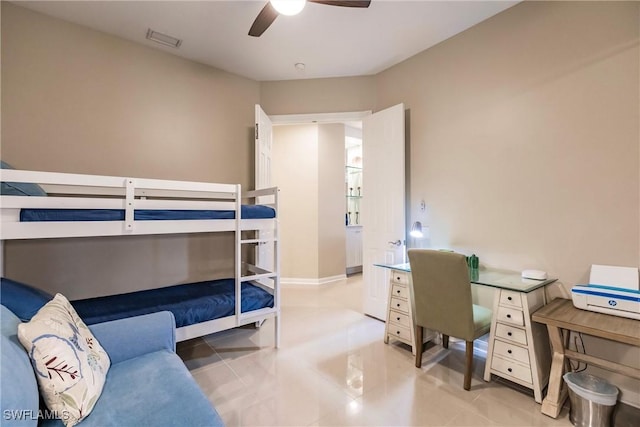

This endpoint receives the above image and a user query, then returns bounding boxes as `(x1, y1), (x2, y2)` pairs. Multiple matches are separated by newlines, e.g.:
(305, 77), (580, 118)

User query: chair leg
(464, 340), (474, 390)
(442, 334), (449, 349)
(414, 325), (423, 368)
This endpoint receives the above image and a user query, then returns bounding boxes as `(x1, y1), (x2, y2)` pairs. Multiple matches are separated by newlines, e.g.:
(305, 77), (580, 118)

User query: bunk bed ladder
(234, 184), (242, 335)
(238, 187), (280, 348)
(274, 186), (280, 348)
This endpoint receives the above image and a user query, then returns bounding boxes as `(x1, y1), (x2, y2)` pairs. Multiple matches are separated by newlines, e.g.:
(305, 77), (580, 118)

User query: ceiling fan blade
(248, 2), (279, 37)
(308, 0), (371, 7)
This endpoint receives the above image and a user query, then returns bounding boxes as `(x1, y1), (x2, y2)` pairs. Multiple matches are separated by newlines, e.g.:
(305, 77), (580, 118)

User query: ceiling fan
(249, 0), (371, 37)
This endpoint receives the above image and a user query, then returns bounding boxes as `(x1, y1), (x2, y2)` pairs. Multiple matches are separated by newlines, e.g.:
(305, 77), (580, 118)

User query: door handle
(388, 240), (402, 246)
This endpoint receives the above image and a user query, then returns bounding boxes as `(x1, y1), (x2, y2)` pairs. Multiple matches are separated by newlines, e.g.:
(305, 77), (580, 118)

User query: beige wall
(374, 0), (639, 405)
(1, 3), (258, 184)
(260, 76), (376, 115)
(1, 3), (259, 296)
(272, 125), (319, 279)
(317, 124), (346, 278)
(376, 0), (639, 293)
(5, 233), (235, 300)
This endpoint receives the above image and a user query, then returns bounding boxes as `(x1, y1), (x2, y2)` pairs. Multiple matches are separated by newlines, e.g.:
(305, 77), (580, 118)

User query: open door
(255, 105), (274, 274)
(362, 103), (405, 320)
(255, 105), (273, 199)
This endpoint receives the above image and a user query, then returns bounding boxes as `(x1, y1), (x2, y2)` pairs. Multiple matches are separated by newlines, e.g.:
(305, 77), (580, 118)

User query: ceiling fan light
(270, 0), (306, 16)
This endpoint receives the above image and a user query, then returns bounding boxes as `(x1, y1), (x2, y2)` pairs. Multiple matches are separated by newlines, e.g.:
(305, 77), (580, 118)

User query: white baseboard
(281, 274), (347, 286)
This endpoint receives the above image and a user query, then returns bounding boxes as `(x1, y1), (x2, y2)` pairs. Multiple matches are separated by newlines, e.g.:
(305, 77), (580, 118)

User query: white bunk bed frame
(0, 169), (280, 345)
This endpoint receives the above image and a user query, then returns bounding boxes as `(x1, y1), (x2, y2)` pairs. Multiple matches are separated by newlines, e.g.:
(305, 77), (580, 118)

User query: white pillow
(17, 293), (110, 427)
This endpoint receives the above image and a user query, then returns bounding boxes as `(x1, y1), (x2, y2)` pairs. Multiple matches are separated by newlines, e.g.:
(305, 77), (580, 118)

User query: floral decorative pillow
(17, 293), (110, 427)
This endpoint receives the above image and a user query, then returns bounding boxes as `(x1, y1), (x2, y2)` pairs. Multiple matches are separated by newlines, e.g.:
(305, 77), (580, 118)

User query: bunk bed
(0, 168), (280, 345)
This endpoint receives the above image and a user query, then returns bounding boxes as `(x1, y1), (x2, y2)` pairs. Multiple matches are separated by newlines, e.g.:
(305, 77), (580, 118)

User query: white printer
(571, 264), (640, 320)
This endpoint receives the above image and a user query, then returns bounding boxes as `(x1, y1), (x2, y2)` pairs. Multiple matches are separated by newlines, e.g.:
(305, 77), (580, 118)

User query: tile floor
(177, 274), (576, 426)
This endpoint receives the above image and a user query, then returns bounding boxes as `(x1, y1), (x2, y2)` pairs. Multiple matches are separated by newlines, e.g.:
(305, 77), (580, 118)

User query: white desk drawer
(390, 297), (409, 313)
(392, 271), (410, 285)
(491, 355), (533, 384)
(493, 339), (530, 366)
(497, 306), (524, 326)
(391, 284), (409, 299)
(388, 324), (411, 341)
(389, 310), (411, 328)
(499, 290), (522, 308)
(495, 323), (528, 346)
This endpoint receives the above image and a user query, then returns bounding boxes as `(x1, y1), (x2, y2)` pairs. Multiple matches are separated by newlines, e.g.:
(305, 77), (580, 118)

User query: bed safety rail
(0, 169), (260, 240)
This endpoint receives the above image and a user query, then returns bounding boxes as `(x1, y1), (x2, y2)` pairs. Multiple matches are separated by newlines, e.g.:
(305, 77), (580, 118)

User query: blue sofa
(1, 303), (224, 426)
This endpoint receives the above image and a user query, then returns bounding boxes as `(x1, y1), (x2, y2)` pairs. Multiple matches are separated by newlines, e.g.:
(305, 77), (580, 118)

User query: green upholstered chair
(407, 249), (492, 390)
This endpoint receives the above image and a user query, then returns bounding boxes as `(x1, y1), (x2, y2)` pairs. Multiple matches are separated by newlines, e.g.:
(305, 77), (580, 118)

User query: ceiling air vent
(146, 29), (182, 48)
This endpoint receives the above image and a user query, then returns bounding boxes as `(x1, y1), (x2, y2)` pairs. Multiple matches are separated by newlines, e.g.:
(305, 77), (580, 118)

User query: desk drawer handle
(507, 332), (513, 337)
(507, 349), (512, 354)
(397, 290), (401, 294)
(506, 314), (512, 319)
(396, 317), (401, 321)
(396, 331), (401, 335)
(507, 296), (512, 301)
(397, 304), (401, 308)
(507, 368), (513, 373)
(396, 276), (401, 281)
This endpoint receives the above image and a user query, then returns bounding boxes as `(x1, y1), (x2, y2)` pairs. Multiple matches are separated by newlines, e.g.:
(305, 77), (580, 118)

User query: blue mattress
(19, 205), (275, 222)
(72, 278), (274, 328)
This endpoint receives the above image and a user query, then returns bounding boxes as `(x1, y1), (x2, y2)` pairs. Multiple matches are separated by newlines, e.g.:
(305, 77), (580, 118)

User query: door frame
(269, 111), (372, 126)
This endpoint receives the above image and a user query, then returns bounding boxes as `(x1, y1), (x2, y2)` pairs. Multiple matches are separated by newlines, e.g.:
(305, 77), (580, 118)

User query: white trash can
(563, 372), (619, 427)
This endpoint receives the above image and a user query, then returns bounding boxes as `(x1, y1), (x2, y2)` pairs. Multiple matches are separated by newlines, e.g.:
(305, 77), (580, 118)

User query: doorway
(259, 105), (406, 322)
(270, 118), (365, 285)
(345, 124), (363, 275)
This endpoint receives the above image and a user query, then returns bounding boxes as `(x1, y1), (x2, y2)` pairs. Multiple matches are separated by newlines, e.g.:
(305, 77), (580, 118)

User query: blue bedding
(1, 277), (274, 329)
(19, 204), (275, 222)
(72, 279), (274, 328)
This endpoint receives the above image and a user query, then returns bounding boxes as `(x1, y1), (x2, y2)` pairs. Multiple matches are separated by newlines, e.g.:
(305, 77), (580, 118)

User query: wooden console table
(532, 298), (640, 418)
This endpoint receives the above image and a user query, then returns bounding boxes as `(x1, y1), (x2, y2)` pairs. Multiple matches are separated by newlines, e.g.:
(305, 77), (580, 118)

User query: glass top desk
(375, 262), (557, 403)
(375, 262), (557, 293)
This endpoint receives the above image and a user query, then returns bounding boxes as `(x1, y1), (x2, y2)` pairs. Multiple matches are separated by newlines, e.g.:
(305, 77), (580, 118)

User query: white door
(255, 105), (273, 198)
(362, 103), (405, 320)
(255, 105), (274, 273)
